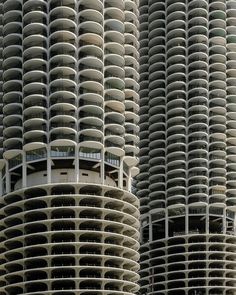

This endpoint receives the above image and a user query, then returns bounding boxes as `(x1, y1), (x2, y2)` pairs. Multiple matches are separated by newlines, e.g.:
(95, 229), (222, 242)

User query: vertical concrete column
(118, 157), (123, 189)
(47, 146), (51, 184)
(0, 170), (3, 196)
(22, 151), (27, 188)
(75, 145), (79, 183)
(101, 149), (105, 185)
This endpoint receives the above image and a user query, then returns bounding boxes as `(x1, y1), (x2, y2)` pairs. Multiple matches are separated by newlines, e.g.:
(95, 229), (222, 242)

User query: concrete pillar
(22, 152), (27, 188)
(47, 147), (51, 184)
(118, 157), (123, 189)
(5, 161), (10, 194)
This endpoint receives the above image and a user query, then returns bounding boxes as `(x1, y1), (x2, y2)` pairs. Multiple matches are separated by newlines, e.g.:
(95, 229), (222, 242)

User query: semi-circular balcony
(49, 66), (77, 84)
(49, 30), (77, 48)
(23, 0), (47, 14)
(50, 43), (76, 62)
(78, 32), (103, 53)
(125, 65), (139, 85)
(23, 115), (46, 135)
(125, 14), (138, 34)
(23, 91), (46, 111)
(49, 17), (77, 34)
(3, 3), (21, 20)
(78, 45), (103, 65)
(23, 34), (46, 51)
(3, 0), (21, 14)
(105, 126), (124, 145)
(79, 22), (103, 41)
(3, 116), (22, 140)
(105, 29), (125, 47)
(3, 137), (22, 152)
(149, 9), (164, 28)
(2, 45), (21, 62)
(50, 125), (77, 143)
(79, 95), (103, 115)
(80, 68), (103, 86)
(2, 103), (21, 123)
(49, 0), (76, 10)
(50, 112), (76, 130)
(3, 32), (22, 52)
(2, 79), (22, 100)
(3, 126), (22, 144)
(78, 54), (103, 74)
(78, 0), (103, 13)
(105, 68), (124, 84)
(124, 142), (139, 158)
(23, 84), (47, 110)
(23, 69), (46, 88)
(106, 10), (124, 28)
(106, 63), (124, 79)
(104, 132), (125, 156)
(24, 128), (47, 146)
(105, 79), (125, 102)
(210, 135), (226, 156)
(50, 81), (76, 103)
(105, 43), (124, 64)
(23, 48), (47, 71)
(124, 133), (138, 153)
(105, 53), (124, 73)
(125, 91), (139, 112)
(79, 119), (103, 137)
(0, 184), (139, 292)
(3, 22), (22, 41)
(3, 68), (22, 87)
(23, 107), (47, 130)
(3, 103), (22, 122)
(50, 92), (75, 109)
(79, 118), (103, 136)
(79, 9), (102, 28)
(23, 23), (47, 40)
(105, 108), (124, 125)
(23, 9), (47, 26)
(167, 150), (186, 168)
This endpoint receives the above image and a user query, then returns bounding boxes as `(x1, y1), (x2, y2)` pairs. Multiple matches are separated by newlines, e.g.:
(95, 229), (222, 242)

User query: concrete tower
(0, 0), (140, 294)
(138, 1), (236, 295)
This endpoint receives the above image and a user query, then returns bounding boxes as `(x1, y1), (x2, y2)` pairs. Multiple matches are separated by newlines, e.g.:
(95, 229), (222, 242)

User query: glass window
(26, 148), (47, 162)
(105, 152), (120, 167)
(51, 146), (75, 157)
(79, 147), (101, 160)
(9, 154), (22, 169)
(123, 162), (129, 175)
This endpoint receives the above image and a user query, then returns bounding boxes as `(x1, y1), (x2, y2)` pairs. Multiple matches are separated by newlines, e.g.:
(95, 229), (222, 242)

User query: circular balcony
(23, 22), (47, 41)
(23, 33), (47, 52)
(78, 44), (103, 64)
(50, 18), (76, 36)
(50, 42), (76, 61)
(50, 30), (77, 48)
(50, 81), (76, 105)
(23, 115), (46, 137)
(23, 7), (47, 25)
(3, 0), (21, 13)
